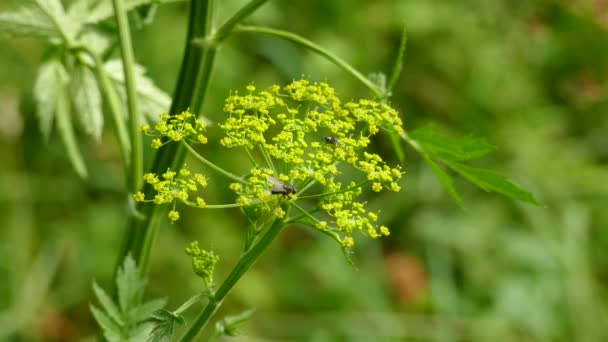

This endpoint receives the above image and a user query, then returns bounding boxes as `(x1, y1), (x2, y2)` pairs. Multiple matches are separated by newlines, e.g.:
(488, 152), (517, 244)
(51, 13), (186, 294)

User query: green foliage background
(1, 0), (607, 340)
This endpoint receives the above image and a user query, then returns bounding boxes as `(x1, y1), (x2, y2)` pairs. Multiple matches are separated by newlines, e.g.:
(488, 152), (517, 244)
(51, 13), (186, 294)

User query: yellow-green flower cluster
(185, 241), (219, 286)
(140, 110), (208, 149)
(219, 79), (404, 246)
(133, 166), (208, 222)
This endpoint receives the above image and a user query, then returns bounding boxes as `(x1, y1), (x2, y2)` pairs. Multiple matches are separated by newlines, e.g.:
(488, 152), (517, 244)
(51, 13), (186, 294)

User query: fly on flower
(267, 176), (297, 195)
(323, 136), (339, 144)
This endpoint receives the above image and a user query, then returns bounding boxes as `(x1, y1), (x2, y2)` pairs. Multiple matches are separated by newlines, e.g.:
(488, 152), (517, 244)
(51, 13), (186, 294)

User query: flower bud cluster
(140, 110), (208, 149)
(185, 241), (219, 285)
(133, 166), (208, 222)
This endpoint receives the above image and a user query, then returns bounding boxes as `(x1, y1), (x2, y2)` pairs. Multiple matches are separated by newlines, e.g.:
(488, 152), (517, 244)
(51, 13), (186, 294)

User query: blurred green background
(1, 0), (608, 340)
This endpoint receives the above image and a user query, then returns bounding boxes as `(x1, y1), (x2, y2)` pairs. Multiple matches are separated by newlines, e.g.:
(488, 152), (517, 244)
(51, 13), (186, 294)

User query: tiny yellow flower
(196, 197), (206, 208)
(342, 236), (355, 248)
(379, 226), (390, 236)
(372, 182), (383, 192)
(274, 207), (285, 218)
(133, 192), (145, 202)
(168, 210), (180, 222)
(151, 138), (163, 149)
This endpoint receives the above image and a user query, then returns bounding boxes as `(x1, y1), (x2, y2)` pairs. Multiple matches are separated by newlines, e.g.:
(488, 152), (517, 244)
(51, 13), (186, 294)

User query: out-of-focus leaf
(117, 255), (146, 314)
(90, 305), (123, 342)
(0, 0), (81, 41)
(410, 125), (496, 161)
(442, 160), (539, 205)
(72, 64), (104, 141)
(92, 282), (123, 326)
(0, 3), (59, 39)
(419, 150), (463, 206)
(91, 255), (165, 342)
(129, 298), (166, 323)
(54, 63), (88, 178)
(104, 59), (171, 122)
(216, 309), (256, 337)
(33, 60), (63, 140)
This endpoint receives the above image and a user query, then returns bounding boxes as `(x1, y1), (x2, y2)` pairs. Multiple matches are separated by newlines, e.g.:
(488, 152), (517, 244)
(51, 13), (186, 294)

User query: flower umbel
(133, 165), (209, 222)
(219, 79), (404, 248)
(141, 110), (208, 148)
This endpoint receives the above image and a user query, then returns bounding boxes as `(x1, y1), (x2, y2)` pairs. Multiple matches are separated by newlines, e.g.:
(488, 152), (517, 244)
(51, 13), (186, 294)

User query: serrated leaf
(410, 125), (496, 161)
(92, 282), (124, 326)
(54, 63), (88, 178)
(71, 64), (104, 140)
(0, 3), (59, 39)
(117, 255), (146, 315)
(90, 304), (124, 342)
(129, 298), (166, 323)
(442, 159), (539, 205)
(104, 59), (171, 122)
(33, 60), (62, 140)
(419, 151), (463, 206)
(148, 309), (184, 342)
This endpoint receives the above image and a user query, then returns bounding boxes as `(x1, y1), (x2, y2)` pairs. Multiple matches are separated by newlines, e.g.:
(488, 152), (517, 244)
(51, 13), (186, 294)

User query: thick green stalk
(117, 0), (215, 275)
(112, 0), (143, 192)
(233, 25), (385, 97)
(179, 217), (286, 342)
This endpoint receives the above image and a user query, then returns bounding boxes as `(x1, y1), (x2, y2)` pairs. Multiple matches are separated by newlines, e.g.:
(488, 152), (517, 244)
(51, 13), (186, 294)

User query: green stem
(117, 0), (215, 276)
(118, 0), (271, 281)
(297, 180), (369, 200)
(179, 216), (286, 342)
(213, 0), (270, 43)
(182, 141), (247, 184)
(112, 0), (143, 192)
(233, 25), (384, 97)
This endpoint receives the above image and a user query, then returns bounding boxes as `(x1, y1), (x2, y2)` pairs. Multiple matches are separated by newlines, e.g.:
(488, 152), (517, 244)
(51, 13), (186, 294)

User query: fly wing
(267, 175), (286, 193)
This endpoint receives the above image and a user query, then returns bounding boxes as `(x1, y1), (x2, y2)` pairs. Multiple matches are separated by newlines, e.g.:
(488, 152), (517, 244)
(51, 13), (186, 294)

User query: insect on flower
(267, 176), (297, 195)
(323, 136), (339, 144)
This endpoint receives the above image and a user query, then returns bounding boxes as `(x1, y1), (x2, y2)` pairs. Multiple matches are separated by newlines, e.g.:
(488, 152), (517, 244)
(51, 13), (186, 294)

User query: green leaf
(33, 60), (62, 141)
(91, 255), (166, 342)
(104, 59), (171, 123)
(410, 125), (496, 161)
(442, 160), (539, 205)
(148, 309), (185, 342)
(129, 298), (167, 323)
(0, 3), (59, 39)
(419, 150), (463, 206)
(92, 282), (124, 326)
(54, 62), (88, 178)
(71, 64), (104, 141)
(90, 304), (123, 342)
(117, 255), (146, 314)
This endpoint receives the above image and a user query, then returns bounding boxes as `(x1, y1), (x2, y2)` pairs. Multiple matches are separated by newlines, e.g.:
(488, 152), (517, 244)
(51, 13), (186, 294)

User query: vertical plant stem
(118, 0), (216, 276)
(112, 0), (143, 192)
(179, 217), (286, 342)
(116, 0), (272, 278)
